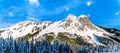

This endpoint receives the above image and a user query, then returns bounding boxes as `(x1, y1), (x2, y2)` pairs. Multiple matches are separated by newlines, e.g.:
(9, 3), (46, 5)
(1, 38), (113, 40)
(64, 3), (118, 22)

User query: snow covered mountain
(0, 14), (120, 48)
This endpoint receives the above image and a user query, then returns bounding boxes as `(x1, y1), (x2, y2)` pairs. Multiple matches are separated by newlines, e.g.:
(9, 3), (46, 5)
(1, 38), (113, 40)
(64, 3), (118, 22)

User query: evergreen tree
(52, 40), (59, 53)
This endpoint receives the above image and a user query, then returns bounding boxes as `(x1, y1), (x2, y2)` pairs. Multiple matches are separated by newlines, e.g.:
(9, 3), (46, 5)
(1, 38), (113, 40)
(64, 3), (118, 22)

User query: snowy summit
(0, 14), (119, 47)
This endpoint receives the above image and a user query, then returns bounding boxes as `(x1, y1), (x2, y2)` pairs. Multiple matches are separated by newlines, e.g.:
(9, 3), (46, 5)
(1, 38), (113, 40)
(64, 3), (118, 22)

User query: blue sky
(0, 0), (120, 29)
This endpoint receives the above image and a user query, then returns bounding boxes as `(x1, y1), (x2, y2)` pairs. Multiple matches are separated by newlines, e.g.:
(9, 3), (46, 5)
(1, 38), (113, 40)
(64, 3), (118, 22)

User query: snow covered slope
(0, 14), (119, 46)
(0, 21), (52, 39)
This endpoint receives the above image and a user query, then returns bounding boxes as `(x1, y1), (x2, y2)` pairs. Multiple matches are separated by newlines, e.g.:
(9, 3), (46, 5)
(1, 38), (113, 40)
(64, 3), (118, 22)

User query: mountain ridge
(0, 14), (120, 48)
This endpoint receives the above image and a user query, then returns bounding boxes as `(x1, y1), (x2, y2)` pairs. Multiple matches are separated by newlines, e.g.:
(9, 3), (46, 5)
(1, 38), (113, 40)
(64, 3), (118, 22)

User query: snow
(66, 14), (77, 20)
(0, 14), (111, 45)
(78, 15), (88, 18)
(35, 15), (110, 45)
(0, 21), (52, 39)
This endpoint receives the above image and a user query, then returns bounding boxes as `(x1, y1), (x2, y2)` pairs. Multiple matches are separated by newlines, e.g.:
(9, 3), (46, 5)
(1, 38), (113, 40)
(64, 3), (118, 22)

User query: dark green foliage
(22, 31), (39, 40)
(0, 37), (73, 53)
(57, 32), (87, 51)
(0, 37), (120, 53)
(0, 30), (4, 33)
(109, 36), (120, 43)
(94, 35), (116, 45)
(99, 26), (120, 36)
(43, 25), (46, 29)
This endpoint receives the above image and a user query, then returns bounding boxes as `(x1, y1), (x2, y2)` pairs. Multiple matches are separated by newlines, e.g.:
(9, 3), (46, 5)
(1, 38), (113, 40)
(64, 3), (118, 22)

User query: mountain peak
(78, 15), (89, 20)
(0, 14), (113, 46)
(79, 15), (88, 18)
(77, 15), (96, 29)
(65, 14), (77, 21)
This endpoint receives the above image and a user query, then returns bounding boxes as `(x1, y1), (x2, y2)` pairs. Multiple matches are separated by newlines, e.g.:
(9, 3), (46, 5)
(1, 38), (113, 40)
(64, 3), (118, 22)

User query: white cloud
(87, 14), (91, 17)
(8, 12), (14, 17)
(115, 11), (120, 15)
(26, 0), (92, 16)
(26, 17), (39, 21)
(102, 11), (120, 28)
(87, 1), (92, 6)
(65, 7), (69, 11)
(28, 0), (40, 6)
(35, 0), (84, 15)
(116, 0), (120, 5)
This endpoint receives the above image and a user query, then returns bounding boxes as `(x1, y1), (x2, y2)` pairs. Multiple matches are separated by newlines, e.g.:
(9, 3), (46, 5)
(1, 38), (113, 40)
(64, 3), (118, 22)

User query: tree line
(0, 37), (119, 53)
